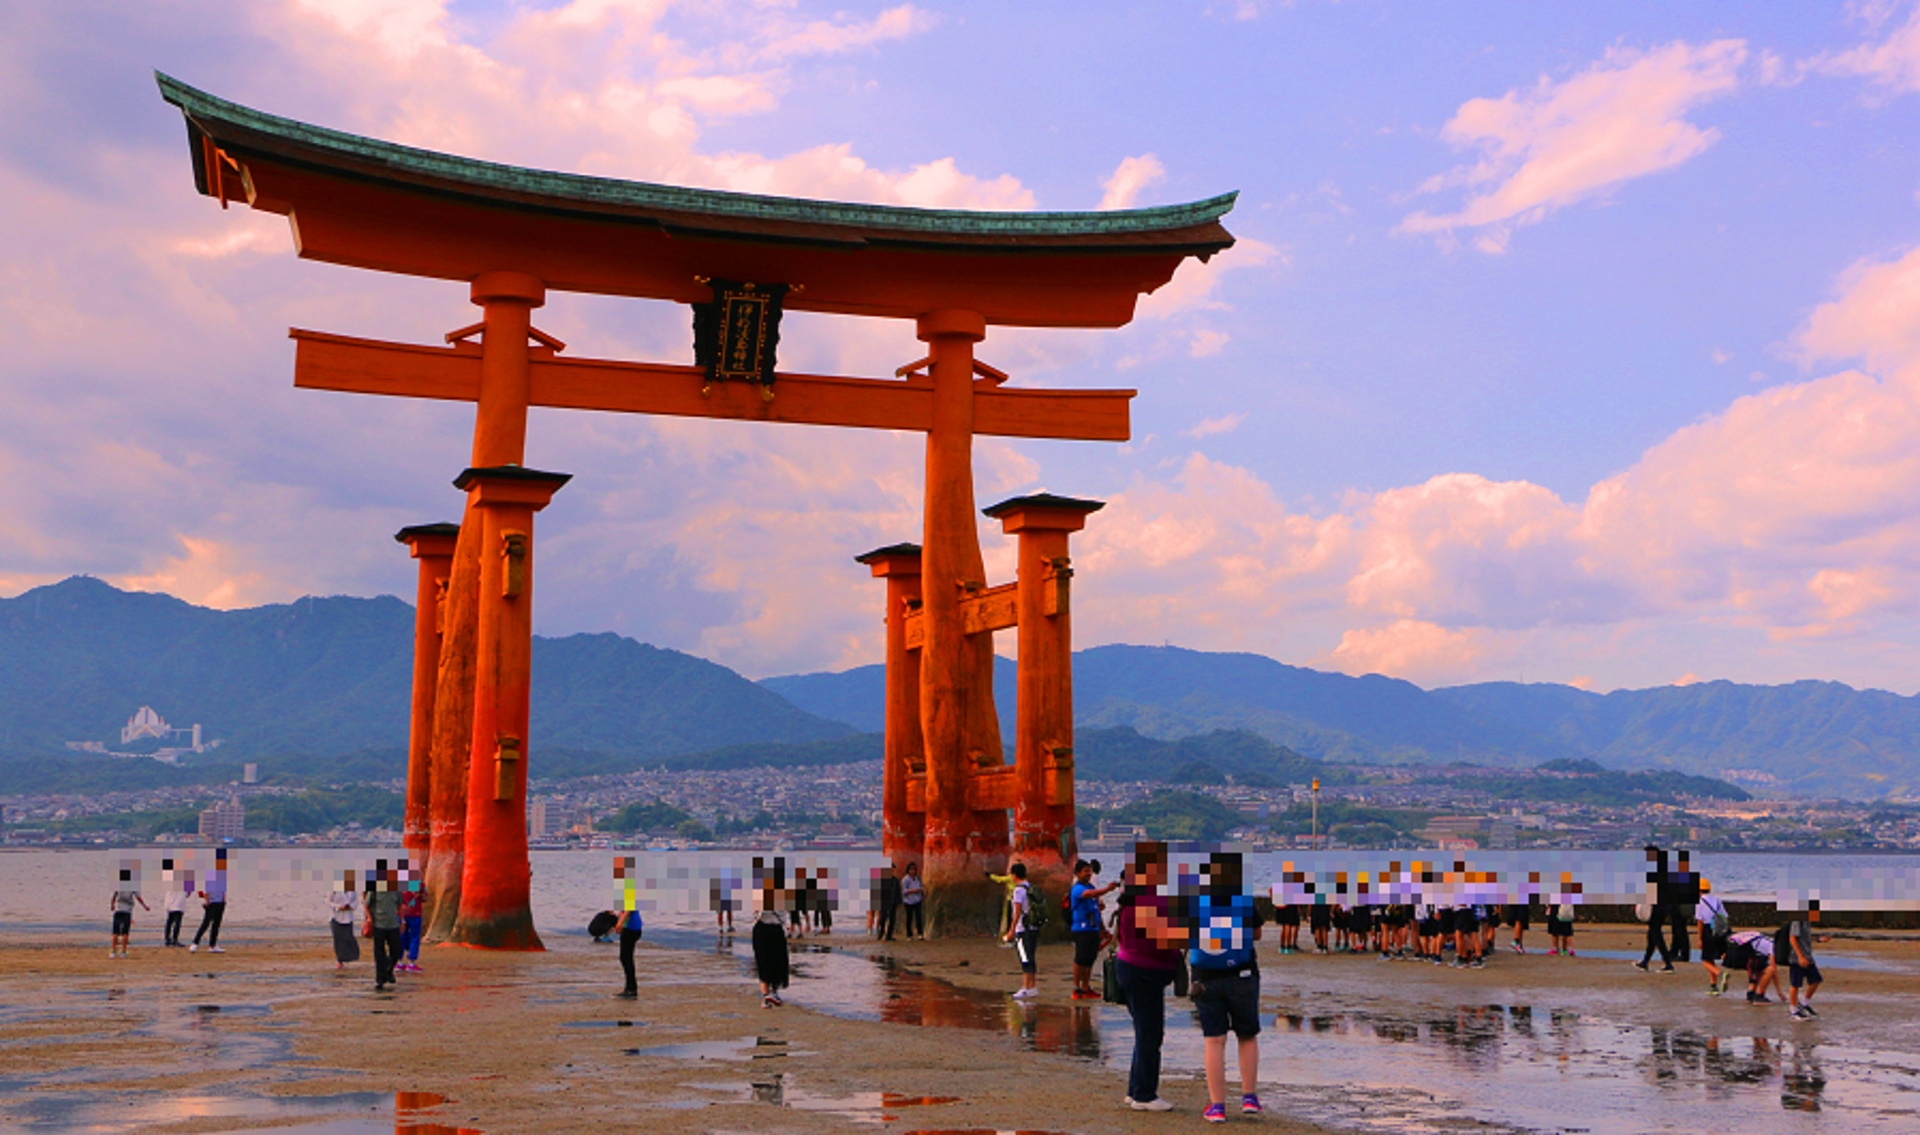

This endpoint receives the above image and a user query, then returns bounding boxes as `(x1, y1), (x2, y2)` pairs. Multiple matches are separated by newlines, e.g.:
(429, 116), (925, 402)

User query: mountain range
(2, 578), (1916, 798)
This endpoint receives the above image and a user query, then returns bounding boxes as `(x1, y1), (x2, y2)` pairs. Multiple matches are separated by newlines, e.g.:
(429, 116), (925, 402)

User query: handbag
(1102, 952), (1125, 1005)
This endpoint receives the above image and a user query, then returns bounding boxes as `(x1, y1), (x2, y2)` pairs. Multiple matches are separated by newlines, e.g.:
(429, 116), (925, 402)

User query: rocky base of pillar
(447, 910), (545, 951)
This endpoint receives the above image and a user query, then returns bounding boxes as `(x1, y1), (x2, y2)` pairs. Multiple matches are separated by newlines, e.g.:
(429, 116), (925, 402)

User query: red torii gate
(160, 73), (1235, 943)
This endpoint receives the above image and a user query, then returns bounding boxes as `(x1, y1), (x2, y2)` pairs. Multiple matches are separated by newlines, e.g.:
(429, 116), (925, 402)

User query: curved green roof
(156, 72), (1236, 243)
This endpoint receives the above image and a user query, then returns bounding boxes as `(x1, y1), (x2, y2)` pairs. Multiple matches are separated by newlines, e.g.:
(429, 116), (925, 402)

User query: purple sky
(9, 1), (1920, 693)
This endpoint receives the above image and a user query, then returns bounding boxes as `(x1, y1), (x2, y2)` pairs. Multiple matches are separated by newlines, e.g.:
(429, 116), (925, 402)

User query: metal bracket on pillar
(906, 773), (927, 813)
(493, 734), (521, 801)
(434, 578), (451, 635)
(1043, 556), (1072, 617)
(501, 531), (529, 598)
(1044, 745), (1075, 806)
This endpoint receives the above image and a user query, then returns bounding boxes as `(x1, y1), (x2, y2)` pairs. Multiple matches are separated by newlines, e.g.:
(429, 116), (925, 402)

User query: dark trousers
(373, 926), (402, 987)
(164, 911), (183, 945)
(878, 899), (899, 940)
(619, 928), (643, 994)
(1117, 960), (1175, 1104)
(903, 903), (924, 939)
(193, 902), (226, 947)
(1641, 909), (1673, 966)
(1668, 912), (1691, 963)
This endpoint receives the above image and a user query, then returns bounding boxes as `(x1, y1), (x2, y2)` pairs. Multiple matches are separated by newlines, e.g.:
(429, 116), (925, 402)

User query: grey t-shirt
(368, 888), (402, 930)
(113, 889), (140, 914)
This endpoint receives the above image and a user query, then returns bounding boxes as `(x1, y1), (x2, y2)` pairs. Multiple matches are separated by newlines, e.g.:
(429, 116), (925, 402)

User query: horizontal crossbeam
(291, 330), (1132, 441)
(903, 581), (1018, 650)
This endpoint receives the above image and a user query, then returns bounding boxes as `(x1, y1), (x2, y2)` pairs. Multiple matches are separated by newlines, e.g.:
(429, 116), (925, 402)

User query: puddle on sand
(650, 928), (1105, 1059)
(560, 1019), (647, 1028)
(1170, 1004), (1920, 1135)
(689, 1074), (962, 1125)
(0, 1090), (394, 1132)
(625, 1035), (789, 1061)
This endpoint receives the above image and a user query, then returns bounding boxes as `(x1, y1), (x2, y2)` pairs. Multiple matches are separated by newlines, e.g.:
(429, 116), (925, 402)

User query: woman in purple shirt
(1113, 841), (1185, 1112)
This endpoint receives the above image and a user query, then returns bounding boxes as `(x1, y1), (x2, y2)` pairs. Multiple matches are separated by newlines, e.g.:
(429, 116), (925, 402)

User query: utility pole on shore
(1311, 777), (1320, 848)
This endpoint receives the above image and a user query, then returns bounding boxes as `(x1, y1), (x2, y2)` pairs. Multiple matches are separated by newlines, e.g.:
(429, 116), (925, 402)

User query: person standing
(398, 880), (425, 973)
(900, 862), (926, 941)
(1547, 900), (1576, 956)
(190, 850), (229, 954)
(109, 869), (149, 958)
(1188, 850), (1265, 1123)
(1004, 862), (1040, 999)
(1506, 902), (1531, 954)
(1696, 879), (1731, 995)
(1069, 859), (1119, 1000)
(612, 904), (644, 998)
(751, 900), (790, 1008)
(329, 872), (361, 969)
(877, 863), (902, 941)
(1114, 842), (1181, 1112)
(162, 864), (188, 948)
(367, 867), (403, 991)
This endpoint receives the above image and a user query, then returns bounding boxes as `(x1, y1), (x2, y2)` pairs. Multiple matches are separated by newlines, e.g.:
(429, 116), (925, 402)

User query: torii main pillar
(916, 311), (1010, 934)
(855, 543), (926, 867)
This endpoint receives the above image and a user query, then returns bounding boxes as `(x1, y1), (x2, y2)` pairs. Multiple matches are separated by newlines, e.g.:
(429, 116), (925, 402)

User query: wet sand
(1, 922), (1915, 1133)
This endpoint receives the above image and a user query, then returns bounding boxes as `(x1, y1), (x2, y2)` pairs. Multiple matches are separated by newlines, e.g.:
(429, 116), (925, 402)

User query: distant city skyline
(8, 3), (1920, 693)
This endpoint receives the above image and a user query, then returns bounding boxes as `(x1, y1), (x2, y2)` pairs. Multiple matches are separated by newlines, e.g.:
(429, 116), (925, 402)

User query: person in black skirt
(752, 903), (791, 1008)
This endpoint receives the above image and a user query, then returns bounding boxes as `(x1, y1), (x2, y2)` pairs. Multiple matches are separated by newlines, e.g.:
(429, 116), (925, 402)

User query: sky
(9, 2), (1920, 693)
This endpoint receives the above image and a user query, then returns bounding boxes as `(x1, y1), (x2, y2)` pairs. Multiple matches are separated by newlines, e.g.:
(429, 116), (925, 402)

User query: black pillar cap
(981, 492), (1105, 518)
(394, 522), (461, 544)
(855, 542), (923, 565)
(453, 464), (573, 491)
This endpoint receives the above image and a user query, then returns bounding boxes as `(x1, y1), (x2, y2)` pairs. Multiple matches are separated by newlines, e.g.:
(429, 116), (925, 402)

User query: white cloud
(1398, 40), (1746, 252)
(1184, 413), (1245, 439)
(1812, 3), (1920, 96)
(1099, 153), (1166, 210)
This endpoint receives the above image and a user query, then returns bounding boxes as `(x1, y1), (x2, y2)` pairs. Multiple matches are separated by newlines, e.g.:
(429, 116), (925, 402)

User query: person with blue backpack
(1187, 850), (1265, 1123)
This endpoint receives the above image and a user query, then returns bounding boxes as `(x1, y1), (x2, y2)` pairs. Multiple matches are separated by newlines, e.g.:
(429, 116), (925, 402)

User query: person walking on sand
(1069, 859), (1119, 1000)
(1696, 879), (1731, 995)
(752, 899), (790, 1008)
(1004, 862), (1040, 999)
(109, 869), (149, 958)
(1782, 916), (1822, 1020)
(1114, 842), (1182, 1112)
(329, 872), (361, 969)
(877, 862), (902, 941)
(900, 862), (926, 940)
(366, 866), (403, 992)
(1188, 850), (1265, 1123)
(190, 850), (229, 954)
(1506, 901), (1531, 954)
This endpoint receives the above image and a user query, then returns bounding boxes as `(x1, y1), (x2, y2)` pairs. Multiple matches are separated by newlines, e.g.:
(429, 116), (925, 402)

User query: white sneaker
(1132, 1098), (1175, 1111)
(108, 950), (117, 957)
(188, 944), (198, 953)
(1012, 987), (1037, 999)
(209, 946), (225, 954)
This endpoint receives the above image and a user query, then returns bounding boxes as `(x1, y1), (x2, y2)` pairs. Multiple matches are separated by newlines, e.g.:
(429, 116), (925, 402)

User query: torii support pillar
(447, 464), (568, 950)
(395, 522), (459, 870)
(917, 310), (1009, 935)
(856, 543), (927, 867)
(985, 493), (1103, 904)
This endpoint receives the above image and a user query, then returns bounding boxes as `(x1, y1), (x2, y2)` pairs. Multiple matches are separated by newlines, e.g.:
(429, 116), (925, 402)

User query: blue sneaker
(1204, 1102), (1227, 1123)
(1242, 1093), (1264, 1115)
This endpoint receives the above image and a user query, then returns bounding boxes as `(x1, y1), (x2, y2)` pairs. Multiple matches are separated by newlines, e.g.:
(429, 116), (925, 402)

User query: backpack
(1706, 898), (1730, 937)
(1019, 883), (1048, 930)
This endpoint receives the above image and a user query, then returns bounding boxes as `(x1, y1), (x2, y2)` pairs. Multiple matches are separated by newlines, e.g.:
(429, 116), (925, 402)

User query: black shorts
(111, 911), (131, 936)
(1790, 961), (1822, 988)
(1723, 942), (1753, 971)
(1701, 933), (1729, 964)
(1014, 930), (1039, 974)
(1505, 905), (1530, 930)
(1420, 917), (1441, 937)
(1437, 910), (1457, 935)
(1191, 968), (1261, 1038)
(1277, 905), (1300, 927)
(1073, 929), (1102, 968)
(1309, 905), (1331, 930)
(1546, 917), (1573, 937)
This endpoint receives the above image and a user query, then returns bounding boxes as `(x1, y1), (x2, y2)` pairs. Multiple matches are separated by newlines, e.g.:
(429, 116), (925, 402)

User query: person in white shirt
(1695, 879), (1732, 995)
(163, 864), (190, 947)
(329, 871), (362, 969)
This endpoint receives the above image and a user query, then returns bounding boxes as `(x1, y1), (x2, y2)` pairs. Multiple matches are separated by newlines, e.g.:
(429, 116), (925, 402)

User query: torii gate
(160, 73), (1235, 944)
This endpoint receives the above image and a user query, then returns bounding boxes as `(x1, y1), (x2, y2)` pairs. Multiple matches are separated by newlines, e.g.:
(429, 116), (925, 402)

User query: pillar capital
(470, 270), (546, 307)
(453, 465), (571, 510)
(916, 309), (986, 342)
(855, 542), (923, 578)
(983, 492), (1105, 534)
(395, 521), (461, 559)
